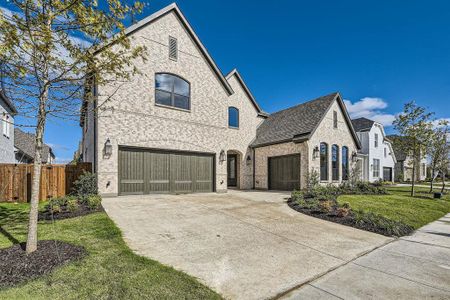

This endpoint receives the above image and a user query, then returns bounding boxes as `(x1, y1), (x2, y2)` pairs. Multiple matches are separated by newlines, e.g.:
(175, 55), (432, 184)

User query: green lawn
(0, 203), (221, 300)
(338, 186), (450, 229)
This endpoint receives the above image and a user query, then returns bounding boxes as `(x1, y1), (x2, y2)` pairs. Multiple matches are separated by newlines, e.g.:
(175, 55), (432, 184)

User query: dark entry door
(119, 148), (214, 195)
(269, 154), (300, 191)
(227, 154), (237, 187)
(383, 167), (392, 181)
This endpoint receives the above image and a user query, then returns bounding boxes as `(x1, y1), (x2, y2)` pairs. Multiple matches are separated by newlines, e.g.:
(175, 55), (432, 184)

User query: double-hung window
(373, 159), (380, 177)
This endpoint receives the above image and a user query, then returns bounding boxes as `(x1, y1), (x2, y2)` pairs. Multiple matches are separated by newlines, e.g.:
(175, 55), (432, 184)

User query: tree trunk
(25, 87), (48, 254)
(442, 172), (446, 194)
(430, 168), (434, 193)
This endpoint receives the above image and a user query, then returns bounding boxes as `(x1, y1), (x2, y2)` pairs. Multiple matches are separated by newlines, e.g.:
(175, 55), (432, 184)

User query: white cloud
(344, 97), (396, 127)
(54, 157), (72, 164)
(432, 118), (450, 128)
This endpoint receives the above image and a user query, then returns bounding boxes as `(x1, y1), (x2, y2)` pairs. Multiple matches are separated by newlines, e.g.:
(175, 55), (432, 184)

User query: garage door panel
(269, 154), (300, 191)
(146, 152), (170, 193)
(171, 154), (194, 193)
(195, 156), (213, 192)
(119, 150), (144, 194)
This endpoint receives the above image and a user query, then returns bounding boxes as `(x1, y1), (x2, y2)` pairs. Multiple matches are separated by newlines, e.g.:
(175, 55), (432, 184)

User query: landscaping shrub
(72, 171), (98, 200)
(84, 195), (102, 210)
(289, 181), (411, 236)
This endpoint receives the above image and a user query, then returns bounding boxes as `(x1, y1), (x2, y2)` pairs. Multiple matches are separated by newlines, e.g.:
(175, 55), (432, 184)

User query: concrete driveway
(103, 190), (390, 299)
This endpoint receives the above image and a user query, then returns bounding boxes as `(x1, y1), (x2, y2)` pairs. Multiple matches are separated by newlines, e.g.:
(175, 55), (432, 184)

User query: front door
(227, 154), (237, 187)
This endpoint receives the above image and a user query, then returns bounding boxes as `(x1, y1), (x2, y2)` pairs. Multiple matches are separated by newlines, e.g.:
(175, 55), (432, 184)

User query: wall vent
(169, 36), (178, 61)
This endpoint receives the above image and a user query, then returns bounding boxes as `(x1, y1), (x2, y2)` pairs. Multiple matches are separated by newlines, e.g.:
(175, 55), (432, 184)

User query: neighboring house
(80, 3), (361, 196)
(387, 135), (427, 182)
(14, 128), (55, 164)
(0, 89), (17, 163)
(351, 117), (397, 182)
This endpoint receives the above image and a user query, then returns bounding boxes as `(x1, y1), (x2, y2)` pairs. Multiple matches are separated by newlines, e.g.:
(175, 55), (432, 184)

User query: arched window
(332, 144), (339, 181)
(228, 107), (239, 128)
(342, 146), (349, 180)
(320, 143), (328, 181)
(155, 73), (190, 110)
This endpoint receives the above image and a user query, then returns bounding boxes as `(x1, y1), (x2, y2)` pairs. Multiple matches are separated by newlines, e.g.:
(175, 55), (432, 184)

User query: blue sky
(2, 0), (450, 162)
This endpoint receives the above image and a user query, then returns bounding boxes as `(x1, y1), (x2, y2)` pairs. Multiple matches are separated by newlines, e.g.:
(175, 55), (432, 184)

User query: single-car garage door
(119, 148), (214, 195)
(268, 154), (300, 191)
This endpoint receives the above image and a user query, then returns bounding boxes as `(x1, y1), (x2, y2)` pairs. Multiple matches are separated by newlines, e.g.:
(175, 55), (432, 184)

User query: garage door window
(155, 73), (190, 110)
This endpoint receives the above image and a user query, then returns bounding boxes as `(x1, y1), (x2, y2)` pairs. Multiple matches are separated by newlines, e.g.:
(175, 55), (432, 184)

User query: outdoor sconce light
(313, 146), (320, 160)
(246, 155), (252, 165)
(351, 151), (358, 162)
(219, 150), (226, 162)
(104, 138), (112, 157)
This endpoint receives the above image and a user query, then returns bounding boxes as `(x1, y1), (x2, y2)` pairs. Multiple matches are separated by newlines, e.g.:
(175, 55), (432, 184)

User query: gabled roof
(351, 117), (375, 132)
(252, 92), (361, 148)
(14, 128), (55, 163)
(0, 89), (17, 115)
(99, 3), (233, 96)
(225, 69), (267, 117)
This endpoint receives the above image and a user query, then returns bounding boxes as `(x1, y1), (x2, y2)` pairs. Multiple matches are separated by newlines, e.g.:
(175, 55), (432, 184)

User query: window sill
(155, 103), (191, 113)
(228, 126), (239, 130)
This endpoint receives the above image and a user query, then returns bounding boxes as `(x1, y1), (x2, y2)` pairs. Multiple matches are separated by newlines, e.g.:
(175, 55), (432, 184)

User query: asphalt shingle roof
(0, 89), (18, 114)
(14, 128), (54, 163)
(351, 117), (375, 132)
(252, 92), (339, 147)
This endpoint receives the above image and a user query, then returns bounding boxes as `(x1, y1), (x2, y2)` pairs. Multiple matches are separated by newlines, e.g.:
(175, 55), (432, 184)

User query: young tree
(0, 0), (147, 253)
(436, 133), (450, 193)
(393, 102), (434, 197)
(428, 121), (449, 193)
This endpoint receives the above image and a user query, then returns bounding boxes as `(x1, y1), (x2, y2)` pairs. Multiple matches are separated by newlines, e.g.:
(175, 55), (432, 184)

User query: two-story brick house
(81, 3), (361, 196)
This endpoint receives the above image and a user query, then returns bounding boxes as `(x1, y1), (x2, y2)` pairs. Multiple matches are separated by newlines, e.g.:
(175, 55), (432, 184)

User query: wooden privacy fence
(0, 163), (92, 203)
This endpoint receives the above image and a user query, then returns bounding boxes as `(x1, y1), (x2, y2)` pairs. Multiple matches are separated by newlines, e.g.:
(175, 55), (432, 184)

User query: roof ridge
(268, 92), (338, 117)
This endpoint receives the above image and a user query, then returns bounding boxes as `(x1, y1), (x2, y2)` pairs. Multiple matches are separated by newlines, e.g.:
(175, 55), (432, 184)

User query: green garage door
(268, 154), (300, 191)
(119, 148), (214, 195)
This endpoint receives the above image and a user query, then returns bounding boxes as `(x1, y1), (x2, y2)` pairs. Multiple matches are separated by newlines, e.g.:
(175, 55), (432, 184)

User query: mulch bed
(0, 240), (87, 288)
(287, 198), (414, 237)
(39, 204), (104, 221)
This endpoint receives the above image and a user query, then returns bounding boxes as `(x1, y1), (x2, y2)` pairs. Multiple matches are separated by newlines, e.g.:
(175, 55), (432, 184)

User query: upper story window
(169, 36), (178, 61)
(320, 142), (329, 181)
(155, 73), (190, 110)
(228, 107), (239, 128)
(2, 113), (10, 138)
(374, 133), (379, 148)
(333, 111), (338, 128)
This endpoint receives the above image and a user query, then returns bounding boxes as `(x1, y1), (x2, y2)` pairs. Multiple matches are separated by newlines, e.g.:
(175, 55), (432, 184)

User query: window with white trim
(373, 159), (380, 177)
(2, 113), (10, 138)
(374, 133), (379, 148)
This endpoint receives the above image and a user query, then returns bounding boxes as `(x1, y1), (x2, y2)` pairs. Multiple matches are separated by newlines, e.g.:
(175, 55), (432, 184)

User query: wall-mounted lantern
(246, 155), (252, 165)
(219, 150), (226, 162)
(351, 151), (358, 162)
(104, 138), (112, 158)
(313, 146), (320, 160)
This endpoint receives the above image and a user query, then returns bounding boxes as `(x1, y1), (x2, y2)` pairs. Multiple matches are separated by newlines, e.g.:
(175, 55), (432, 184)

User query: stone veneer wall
(89, 11), (263, 196)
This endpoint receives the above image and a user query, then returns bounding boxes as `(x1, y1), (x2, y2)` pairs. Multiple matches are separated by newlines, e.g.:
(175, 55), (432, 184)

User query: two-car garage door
(118, 148), (214, 195)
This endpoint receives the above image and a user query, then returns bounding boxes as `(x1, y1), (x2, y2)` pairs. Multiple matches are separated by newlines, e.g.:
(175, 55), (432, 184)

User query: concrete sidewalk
(283, 213), (450, 299)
